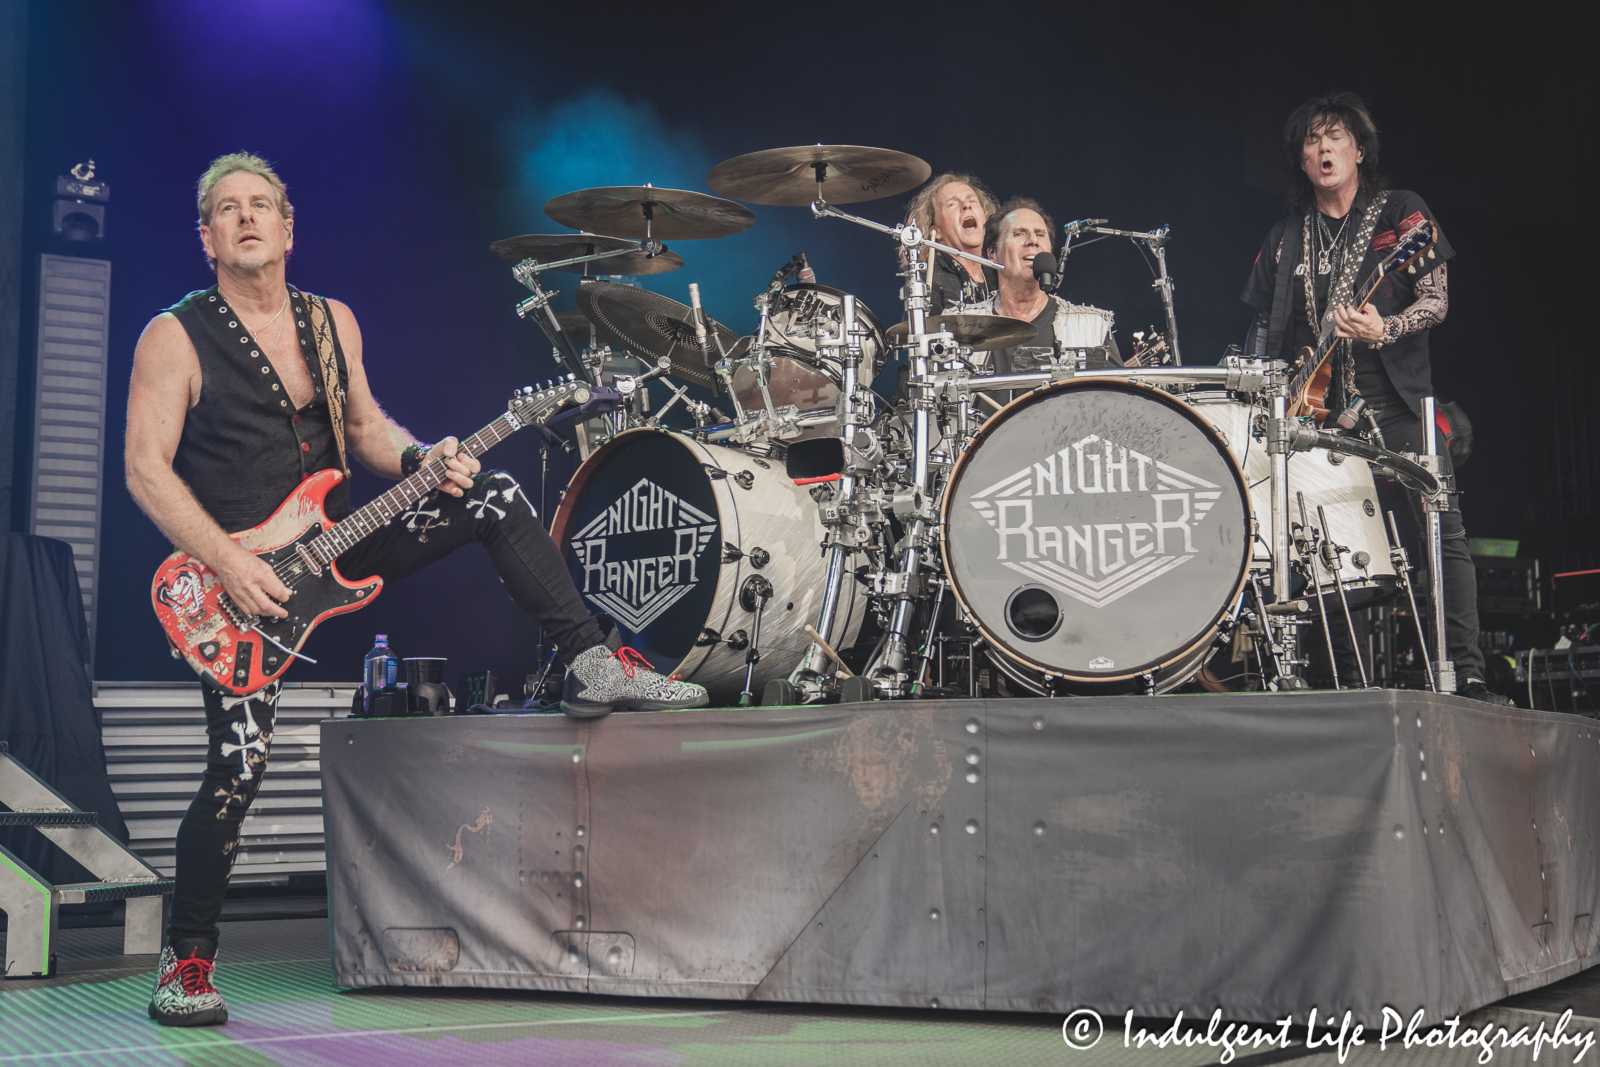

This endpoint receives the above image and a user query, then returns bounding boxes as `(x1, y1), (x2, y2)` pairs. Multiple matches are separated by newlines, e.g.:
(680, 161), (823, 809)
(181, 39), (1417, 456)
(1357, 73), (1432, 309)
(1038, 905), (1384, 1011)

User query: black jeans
(168, 470), (604, 953)
(1324, 410), (1484, 686)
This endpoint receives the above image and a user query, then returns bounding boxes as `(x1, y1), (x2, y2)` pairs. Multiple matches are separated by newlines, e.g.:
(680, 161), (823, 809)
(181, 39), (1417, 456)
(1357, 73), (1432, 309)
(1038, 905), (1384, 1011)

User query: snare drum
(1186, 393), (1399, 606)
(942, 379), (1251, 694)
(552, 429), (866, 702)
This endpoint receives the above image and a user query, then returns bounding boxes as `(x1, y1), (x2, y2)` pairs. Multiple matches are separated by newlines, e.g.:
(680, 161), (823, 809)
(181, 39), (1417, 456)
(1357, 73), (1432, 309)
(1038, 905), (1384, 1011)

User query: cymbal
(489, 233), (684, 275)
(706, 145), (932, 206)
(574, 281), (737, 390)
(543, 187), (754, 241)
(555, 310), (593, 336)
(886, 314), (1037, 352)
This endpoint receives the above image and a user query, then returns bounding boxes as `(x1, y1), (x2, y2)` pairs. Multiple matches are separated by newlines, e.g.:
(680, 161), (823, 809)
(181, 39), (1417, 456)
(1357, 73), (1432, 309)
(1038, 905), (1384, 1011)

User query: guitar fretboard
(307, 414), (518, 563)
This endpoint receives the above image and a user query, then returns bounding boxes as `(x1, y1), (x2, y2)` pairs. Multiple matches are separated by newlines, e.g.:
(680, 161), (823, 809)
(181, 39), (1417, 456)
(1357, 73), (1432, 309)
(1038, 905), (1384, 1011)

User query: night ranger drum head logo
(561, 434), (722, 665)
(945, 384), (1249, 674)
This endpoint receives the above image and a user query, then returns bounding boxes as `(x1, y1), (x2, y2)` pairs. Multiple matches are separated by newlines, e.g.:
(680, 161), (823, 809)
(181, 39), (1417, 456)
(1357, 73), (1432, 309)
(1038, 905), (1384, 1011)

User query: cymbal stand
(512, 256), (630, 389)
(1419, 396), (1456, 695)
(748, 291), (789, 433)
(785, 295), (870, 703)
(1386, 510), (1437, 692)
(1317, 503), (1369, 688)
(1297, 492), (1342, 690)
(1264, 383), (1310, 688)
(809, 203), (1001, 697)
(1063, 223), (1182, 365)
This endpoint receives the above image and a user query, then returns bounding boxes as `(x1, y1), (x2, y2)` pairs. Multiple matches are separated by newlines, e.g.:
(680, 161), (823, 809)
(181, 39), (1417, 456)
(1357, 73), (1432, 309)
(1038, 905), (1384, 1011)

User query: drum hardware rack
(503, 151), (1471, 706)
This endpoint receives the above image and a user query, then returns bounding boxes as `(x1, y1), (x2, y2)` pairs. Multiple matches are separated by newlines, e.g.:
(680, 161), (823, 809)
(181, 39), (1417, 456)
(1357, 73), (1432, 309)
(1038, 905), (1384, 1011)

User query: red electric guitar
(152, 381), (590, 695)
(1286, 217), (1438, 423)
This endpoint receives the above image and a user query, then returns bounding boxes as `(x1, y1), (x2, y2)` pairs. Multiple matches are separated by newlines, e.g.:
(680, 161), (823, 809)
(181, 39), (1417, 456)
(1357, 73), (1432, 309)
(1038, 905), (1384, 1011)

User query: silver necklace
(1315, 211), (1351, 276)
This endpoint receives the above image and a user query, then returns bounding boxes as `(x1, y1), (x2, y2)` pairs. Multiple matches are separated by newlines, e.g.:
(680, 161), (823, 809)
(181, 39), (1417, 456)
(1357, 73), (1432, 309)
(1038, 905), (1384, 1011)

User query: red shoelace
(161, 953), (218, 996)
(608, 647), (654, 678)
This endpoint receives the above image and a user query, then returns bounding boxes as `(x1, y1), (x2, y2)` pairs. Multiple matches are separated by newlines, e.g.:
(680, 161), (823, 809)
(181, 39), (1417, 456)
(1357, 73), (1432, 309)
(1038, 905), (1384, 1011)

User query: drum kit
(497, 146), (1462, 706)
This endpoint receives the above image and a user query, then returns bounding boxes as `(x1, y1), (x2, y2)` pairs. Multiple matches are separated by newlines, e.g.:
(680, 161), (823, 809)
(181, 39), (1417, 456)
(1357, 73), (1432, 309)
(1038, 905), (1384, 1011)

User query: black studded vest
(169, 285), (350, 533)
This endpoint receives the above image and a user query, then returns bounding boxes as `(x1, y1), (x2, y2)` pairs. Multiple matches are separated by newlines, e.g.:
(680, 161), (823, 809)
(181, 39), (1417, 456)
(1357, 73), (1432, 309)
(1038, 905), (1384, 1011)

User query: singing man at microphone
(973, 198), (1124, 376)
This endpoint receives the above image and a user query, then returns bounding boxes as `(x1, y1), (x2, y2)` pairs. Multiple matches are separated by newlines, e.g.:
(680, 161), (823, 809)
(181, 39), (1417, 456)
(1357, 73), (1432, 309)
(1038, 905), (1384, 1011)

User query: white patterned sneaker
(561, 645), (709, 719)
(148, 945), (229, 1026)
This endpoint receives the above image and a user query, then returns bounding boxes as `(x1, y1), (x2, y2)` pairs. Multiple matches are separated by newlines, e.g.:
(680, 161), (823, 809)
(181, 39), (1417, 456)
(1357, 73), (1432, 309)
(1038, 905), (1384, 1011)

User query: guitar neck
(309, 414), (515, 562)
(1288, 264), (1388, 397)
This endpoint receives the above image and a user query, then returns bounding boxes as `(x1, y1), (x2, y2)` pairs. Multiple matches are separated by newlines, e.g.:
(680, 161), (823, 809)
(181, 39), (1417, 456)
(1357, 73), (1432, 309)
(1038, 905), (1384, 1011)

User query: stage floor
(0, 916), (1595, 1066)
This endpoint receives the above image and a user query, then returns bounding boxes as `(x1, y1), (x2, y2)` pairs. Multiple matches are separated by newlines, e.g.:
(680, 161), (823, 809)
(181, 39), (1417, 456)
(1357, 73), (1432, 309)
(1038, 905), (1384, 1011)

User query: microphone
(1064, 218), (1108, 239)
(688, 283), (709, 350)
(796, 251), (816, 285)
(1032, 251), (1061, 292)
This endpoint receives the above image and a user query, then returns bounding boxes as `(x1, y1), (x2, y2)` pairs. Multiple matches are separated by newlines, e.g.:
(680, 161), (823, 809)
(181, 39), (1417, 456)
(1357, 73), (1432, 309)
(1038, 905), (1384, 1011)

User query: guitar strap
(1303, 192), (1389, 404)
(297, 290), (350, 478)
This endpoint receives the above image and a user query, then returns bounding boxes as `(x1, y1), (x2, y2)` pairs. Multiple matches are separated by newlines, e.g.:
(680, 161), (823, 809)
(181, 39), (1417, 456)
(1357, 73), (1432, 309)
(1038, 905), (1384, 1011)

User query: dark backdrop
(10, 0), (1593, 685)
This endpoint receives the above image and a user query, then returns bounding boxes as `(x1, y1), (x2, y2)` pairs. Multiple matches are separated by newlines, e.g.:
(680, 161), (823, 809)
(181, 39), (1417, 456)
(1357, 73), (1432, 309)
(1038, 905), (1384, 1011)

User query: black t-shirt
(988, 297), (1123, 376)
(1241, 189), (1454, 418)
(930, 250), (997, 314)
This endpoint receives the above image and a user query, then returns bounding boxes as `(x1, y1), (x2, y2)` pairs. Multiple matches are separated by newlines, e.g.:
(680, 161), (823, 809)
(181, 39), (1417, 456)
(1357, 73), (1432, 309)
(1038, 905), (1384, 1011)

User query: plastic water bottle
(364, 634), (398, 693)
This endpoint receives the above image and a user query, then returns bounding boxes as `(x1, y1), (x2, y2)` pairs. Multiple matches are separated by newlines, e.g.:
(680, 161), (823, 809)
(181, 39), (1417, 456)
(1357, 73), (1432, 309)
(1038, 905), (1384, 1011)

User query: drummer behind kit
(489, 146), (1460, 703)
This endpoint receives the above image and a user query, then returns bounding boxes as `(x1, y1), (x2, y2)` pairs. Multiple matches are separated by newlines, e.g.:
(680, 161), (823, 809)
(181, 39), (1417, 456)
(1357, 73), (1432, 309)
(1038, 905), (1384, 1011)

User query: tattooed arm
(1388, 262), (1448, 339)
(1332, 263), (1449, 345)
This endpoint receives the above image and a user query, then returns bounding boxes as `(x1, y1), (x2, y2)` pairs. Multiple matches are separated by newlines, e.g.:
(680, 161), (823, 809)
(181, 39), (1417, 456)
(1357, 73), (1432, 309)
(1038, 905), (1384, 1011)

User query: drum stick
(975, 392), (1002, 412)
(804, 624), (854, 677)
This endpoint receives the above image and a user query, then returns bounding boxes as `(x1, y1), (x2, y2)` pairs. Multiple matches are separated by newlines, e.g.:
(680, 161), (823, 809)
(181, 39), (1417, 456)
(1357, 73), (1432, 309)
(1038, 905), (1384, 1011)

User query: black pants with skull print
(169, 471), (606, 954)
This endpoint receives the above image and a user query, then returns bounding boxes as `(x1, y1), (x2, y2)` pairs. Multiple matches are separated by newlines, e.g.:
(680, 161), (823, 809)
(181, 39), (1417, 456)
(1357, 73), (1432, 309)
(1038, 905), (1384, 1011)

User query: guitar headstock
(507, 377), (593, 429)
(1381, 218), (1438, 279)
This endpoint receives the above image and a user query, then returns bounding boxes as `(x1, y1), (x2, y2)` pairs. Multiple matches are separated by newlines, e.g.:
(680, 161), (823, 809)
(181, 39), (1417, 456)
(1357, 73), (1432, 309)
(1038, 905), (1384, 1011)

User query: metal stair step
(53, 878), (175, 904)
(0, 810), (99, 826)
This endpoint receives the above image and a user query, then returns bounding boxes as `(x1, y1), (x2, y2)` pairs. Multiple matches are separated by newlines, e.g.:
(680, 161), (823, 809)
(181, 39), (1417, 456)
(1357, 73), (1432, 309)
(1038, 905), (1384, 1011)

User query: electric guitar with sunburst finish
(1286, 218), (1438, 423)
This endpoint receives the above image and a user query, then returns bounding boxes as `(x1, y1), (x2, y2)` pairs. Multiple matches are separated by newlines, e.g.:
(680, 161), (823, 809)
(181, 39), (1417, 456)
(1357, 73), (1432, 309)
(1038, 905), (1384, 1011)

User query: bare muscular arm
(328, 299), (477, 494)
(125, 313), (293, 618)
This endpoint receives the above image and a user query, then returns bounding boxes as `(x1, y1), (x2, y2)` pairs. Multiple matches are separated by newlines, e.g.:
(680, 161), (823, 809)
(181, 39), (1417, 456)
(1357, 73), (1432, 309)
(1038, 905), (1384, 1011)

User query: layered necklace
(238, 291), (292, 362)
(1314, 211), (1351, 277)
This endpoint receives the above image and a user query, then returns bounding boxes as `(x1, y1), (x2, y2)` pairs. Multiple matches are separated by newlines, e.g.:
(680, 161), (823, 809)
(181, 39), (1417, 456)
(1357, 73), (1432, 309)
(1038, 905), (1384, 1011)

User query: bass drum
(1185, 392), (1399, 607)
(942, 379), (1251, 695)
(731, 284), (885, 442)
(551, 428), (866, 704)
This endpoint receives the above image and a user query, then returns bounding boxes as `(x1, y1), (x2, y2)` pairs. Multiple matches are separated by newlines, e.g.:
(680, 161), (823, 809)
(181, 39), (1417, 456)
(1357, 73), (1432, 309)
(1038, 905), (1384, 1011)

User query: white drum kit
(495, 146), (1461, 705)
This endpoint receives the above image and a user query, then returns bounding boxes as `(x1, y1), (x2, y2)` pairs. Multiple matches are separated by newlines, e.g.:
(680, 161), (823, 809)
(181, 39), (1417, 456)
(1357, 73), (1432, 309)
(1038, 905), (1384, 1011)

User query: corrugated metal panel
(30, 254), (111, 669)
(95, 683), (355, 886)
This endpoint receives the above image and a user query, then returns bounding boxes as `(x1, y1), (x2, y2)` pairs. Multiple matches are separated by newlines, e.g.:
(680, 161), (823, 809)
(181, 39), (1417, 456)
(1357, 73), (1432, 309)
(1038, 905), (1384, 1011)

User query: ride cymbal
(543, 187), (754, 241)
(886, 314), (1037, 352)
(706, 145), (931, 206)
(489, 233), (684, 275)
(574, 281), (737, 390)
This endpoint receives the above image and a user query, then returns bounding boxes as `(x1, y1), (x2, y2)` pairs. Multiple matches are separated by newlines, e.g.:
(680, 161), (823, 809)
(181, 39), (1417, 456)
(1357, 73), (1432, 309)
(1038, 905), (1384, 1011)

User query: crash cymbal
(886, 314), (1037, 352)
(574, 281), (737, 391)
(706, 145), (932, 207)
(543, 187), (754, 241)
(489, 233), (684, 276)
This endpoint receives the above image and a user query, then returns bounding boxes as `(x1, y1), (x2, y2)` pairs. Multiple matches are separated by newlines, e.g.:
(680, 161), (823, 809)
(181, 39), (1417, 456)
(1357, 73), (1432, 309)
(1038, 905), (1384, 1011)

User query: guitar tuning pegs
(1427, 248), (1436, 259)
(1407, 264), (1417, 274)
(566, 373), (576, 382)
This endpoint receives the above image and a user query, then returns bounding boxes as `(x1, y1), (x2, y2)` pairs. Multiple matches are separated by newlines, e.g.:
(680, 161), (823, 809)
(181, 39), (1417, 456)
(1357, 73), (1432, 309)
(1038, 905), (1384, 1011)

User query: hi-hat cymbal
(886, 314), (1037, 352)
(574, 281), (737, 391)
(543, 187), (754, 241)
(489, 233), (685, 276)
(706, 145), (932, 206)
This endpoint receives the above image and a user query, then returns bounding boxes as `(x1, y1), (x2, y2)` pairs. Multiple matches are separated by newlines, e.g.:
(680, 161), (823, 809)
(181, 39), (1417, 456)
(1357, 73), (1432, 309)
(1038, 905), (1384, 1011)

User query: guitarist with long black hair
(1239, 92), (1503, 705)
(125, 153), (708, 1027)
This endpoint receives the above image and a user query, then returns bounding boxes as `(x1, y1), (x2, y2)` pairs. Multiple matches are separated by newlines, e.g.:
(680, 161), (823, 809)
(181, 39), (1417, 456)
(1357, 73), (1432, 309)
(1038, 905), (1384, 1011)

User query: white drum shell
(1185, 393), (1399, 601)
(555, 430), (865, 703)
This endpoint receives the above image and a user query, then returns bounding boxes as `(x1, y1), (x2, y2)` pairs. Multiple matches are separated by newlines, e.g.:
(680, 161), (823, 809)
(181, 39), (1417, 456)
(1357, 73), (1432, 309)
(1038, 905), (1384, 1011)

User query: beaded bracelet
(1378, 316), (1402, 347)
(400, 442), (431, 477)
